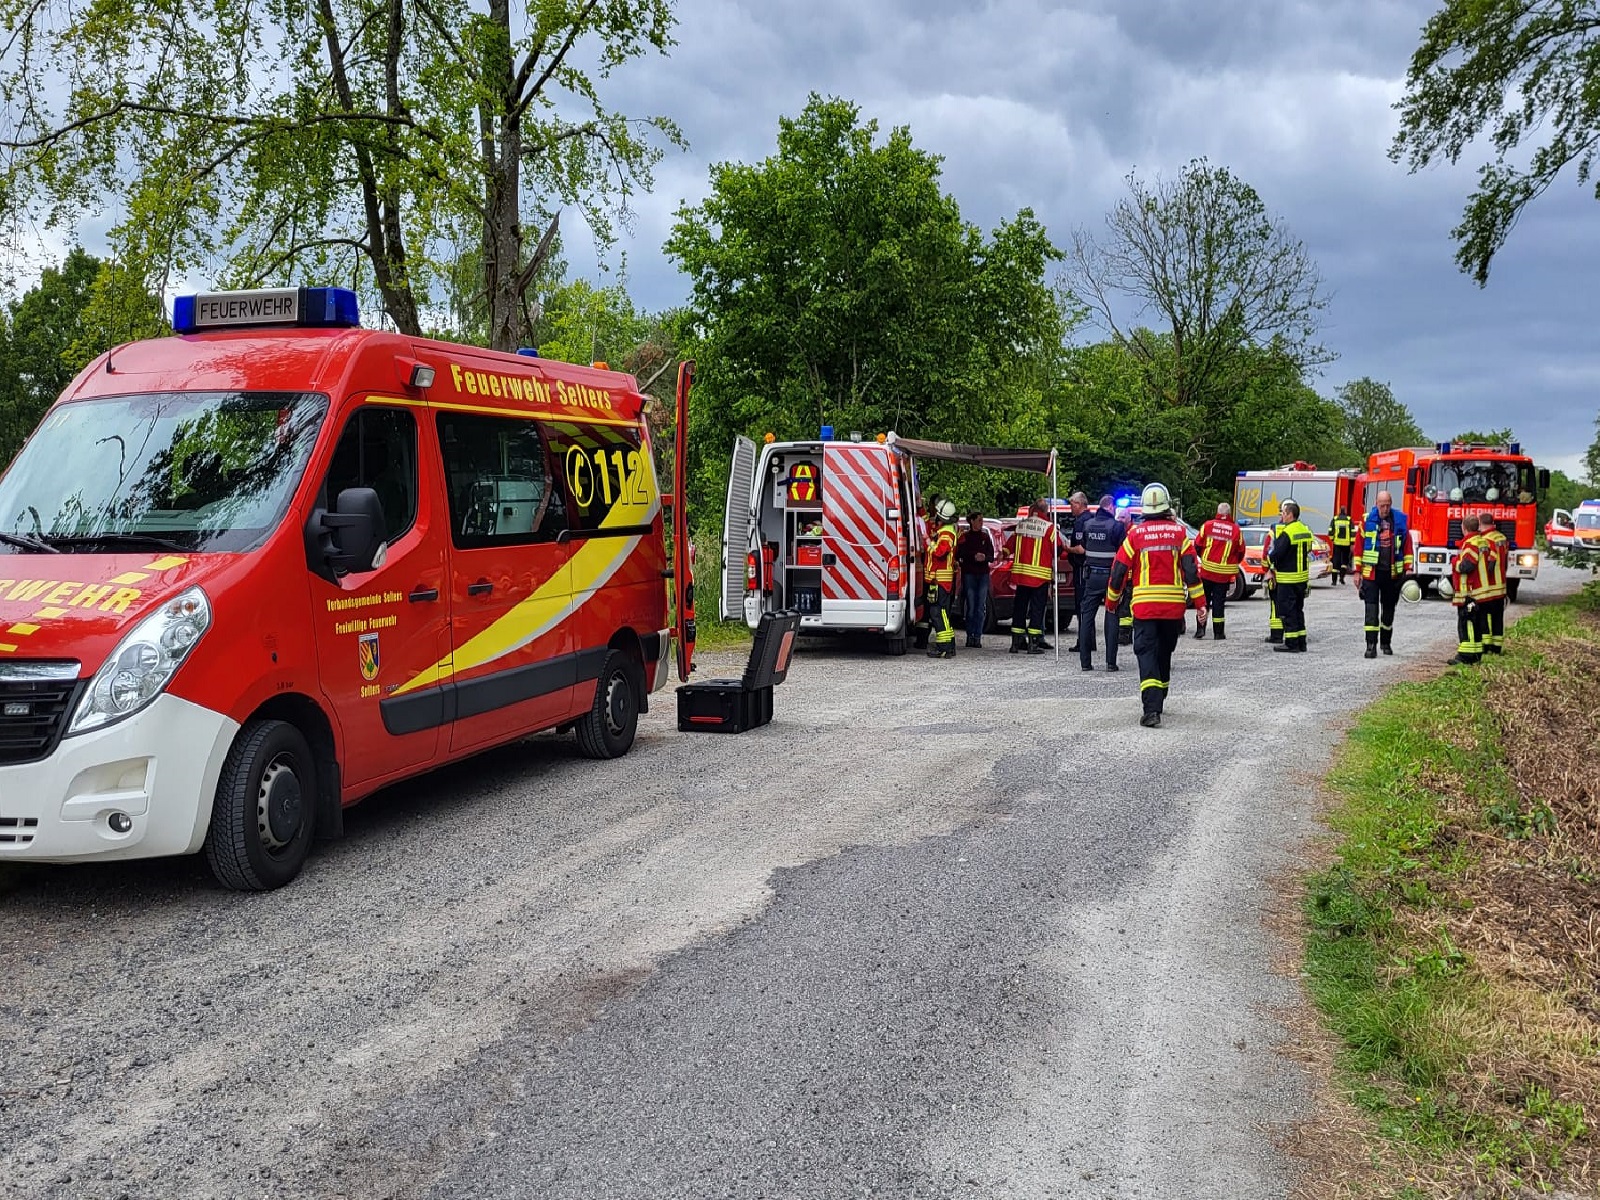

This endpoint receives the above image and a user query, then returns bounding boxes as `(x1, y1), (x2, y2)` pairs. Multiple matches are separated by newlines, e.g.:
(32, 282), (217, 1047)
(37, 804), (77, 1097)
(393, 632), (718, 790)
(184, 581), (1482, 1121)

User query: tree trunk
(481, 0), (525, 353)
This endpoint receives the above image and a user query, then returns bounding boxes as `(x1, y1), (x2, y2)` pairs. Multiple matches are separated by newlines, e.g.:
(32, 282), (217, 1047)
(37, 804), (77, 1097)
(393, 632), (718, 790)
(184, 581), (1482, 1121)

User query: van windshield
(0, 391), (328, 554)
(1577, 511), (1600, 532)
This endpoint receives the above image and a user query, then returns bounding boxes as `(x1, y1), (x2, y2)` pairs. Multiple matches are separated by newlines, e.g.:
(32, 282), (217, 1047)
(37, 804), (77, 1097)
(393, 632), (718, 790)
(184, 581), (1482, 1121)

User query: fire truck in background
(1359, 441), (1549, 601)
(1232, 463), (1361, 548)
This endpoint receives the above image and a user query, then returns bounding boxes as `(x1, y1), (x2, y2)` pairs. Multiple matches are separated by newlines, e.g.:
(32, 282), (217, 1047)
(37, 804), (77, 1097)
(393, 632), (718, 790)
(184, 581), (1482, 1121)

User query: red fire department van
(1359, 441), (1548, 600)
(1232, 462), (1361, 550)
(722, 428), (923, 653)
(0, 287), (690, 890)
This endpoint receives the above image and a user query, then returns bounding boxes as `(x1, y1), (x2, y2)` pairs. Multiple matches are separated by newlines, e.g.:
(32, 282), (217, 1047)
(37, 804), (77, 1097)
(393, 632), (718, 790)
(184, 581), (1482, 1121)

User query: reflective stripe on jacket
(1330, 516), (1354, 547)
(1194, 518), (1244, 583)
(1360, 508), (1413, 580)
(1270, 520), (1315, 584)
(1011, 516), (1057, 584)
(1106, 517), (1202, 619)
(1466, 533), (1506, 600)
(927, 523), (958, 585)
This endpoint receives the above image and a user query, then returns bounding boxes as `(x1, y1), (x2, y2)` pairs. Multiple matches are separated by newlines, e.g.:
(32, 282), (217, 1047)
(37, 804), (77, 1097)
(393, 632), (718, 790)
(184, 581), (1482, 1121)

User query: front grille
(0, 677), (82, 764)
(1446, 519), (1519, 550)
(0, 816), (39, 845)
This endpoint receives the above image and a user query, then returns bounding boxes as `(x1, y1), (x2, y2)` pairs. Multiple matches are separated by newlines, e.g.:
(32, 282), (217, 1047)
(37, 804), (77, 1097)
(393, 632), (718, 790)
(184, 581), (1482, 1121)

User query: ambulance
(722, 428), (924, 654)
(0, 286), (693, 890)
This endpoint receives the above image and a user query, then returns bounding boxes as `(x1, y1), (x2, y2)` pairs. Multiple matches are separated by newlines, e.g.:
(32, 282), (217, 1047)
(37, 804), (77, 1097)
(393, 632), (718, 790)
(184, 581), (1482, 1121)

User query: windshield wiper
(0, 531), (61, 554)
(40, 532), (191, 553)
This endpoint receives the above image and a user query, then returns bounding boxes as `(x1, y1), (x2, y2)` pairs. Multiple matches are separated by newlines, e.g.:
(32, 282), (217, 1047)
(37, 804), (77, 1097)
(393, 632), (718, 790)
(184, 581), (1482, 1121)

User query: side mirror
(1538, 468), (1551, 491)
(305, 487), (388, 580)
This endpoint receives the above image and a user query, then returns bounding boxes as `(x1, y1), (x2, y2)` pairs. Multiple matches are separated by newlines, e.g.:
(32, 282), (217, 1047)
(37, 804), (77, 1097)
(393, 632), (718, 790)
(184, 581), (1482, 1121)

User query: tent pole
(1052, 452), (1060, 663)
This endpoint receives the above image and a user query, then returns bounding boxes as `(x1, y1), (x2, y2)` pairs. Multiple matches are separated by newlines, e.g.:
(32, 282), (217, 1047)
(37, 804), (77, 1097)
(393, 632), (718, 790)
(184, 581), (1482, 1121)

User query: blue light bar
(173, 286), (361, 333)
(516, 347), (540, 358)
(1508, 442), (1520, 455)
(1436, 442), (1450, 453)
(820, 425), (834, 441)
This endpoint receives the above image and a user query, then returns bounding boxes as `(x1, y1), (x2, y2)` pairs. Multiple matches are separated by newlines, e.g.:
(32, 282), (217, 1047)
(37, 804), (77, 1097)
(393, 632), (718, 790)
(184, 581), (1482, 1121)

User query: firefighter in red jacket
(1447, 513), (1487, 666)
(1105, 483), (1205, 728)
(1009, 498), (1058, 654)
(1192, 501), (1244, 640)
(925, 498), (959, 659)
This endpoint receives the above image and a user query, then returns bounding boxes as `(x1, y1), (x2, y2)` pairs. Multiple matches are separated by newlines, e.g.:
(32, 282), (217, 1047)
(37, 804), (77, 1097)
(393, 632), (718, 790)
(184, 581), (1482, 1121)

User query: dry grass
(1292, 597), (1600, 1199)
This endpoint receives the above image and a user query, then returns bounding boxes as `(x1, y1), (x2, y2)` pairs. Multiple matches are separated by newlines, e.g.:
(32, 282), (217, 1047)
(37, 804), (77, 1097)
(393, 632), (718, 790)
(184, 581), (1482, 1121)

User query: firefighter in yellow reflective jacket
(1268, 501), (1315, 653)
(1009, 498), (1059, 654)
(1446, 513), (1490, 666)
(925, 498), (959, 659)
(1474, 513), (1509, 653)
(1263, 516), (1284, 644)
(1328, 508), (1355, 586)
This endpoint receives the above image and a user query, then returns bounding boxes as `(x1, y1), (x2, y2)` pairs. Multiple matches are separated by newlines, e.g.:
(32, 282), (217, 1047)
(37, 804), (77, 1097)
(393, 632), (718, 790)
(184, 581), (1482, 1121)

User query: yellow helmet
(1140, 482), (1172, 516)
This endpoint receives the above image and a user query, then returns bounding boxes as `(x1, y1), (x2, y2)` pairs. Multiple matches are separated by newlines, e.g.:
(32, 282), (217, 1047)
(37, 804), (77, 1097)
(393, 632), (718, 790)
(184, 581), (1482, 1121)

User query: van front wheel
(204, 719), (317, 891)
(576, 651), (640, 760)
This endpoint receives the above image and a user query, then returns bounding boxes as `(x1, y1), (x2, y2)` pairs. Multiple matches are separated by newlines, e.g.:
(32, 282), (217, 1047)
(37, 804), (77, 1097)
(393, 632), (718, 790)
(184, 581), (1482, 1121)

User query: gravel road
(2, 568), (1590, 1200)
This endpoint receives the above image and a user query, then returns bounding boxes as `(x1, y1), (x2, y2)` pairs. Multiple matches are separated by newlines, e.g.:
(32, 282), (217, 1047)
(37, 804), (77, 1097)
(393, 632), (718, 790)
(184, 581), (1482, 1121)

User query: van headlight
(68, 587), (211, 736)
(1516, 552), (1538, 568)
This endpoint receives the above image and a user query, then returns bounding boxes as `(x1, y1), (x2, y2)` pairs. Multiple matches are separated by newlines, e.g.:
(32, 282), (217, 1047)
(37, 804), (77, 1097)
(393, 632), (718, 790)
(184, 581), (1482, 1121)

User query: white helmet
(1140, 482), (1172, 516)
(934, 498), (956, 521)
(1486, 487), (1500, 502)
(1401, 578), (1423, 604)
(1449, 487), (1463, 503)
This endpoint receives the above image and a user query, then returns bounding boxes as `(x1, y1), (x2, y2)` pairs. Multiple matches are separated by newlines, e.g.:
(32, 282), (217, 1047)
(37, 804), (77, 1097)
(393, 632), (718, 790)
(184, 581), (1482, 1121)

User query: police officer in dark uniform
(1064, 492), (1091, 651)
(1077, 494), (1123, 671)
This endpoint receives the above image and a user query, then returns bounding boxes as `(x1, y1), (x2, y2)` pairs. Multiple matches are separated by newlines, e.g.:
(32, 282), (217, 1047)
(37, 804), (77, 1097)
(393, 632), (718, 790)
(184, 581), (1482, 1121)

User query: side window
(437, 413), (563, 547)
(543, 422), (650, 532)
(323, 406), (418, 544)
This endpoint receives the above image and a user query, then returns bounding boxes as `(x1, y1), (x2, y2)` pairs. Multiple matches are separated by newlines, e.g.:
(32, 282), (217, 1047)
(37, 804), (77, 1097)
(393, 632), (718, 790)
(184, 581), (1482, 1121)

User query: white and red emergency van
(722, 428), (923, 653)
(0, 286), (693, 889)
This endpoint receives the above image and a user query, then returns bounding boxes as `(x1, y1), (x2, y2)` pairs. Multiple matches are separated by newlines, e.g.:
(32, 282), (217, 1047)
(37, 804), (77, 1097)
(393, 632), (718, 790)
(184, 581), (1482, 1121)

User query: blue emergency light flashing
(172, 286), (361, 334)
(516, 347), (540, 358)
(1437, 439), (1522, 455)
(820, 425), (834, 441)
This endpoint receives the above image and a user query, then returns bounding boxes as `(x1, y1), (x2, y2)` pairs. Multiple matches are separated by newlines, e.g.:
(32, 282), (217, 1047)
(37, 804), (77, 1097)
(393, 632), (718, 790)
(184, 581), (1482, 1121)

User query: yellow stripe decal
(373, 395), (640, 428)
(394, 464), (661, 696)
(7, 623), (37, 636)
(110, 572), (149, 586)
(143, 556), (189, 570)
(35, 607), (67, 619)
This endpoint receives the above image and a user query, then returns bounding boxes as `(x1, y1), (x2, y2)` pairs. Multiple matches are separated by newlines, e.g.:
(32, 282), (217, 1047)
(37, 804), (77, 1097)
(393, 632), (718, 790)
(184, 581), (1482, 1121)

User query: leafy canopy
(666, 94), (1065, 516)
(1391, 0), (1600, 284)
(0, 0), (682, 348)
(1337, 377), (1427, 459)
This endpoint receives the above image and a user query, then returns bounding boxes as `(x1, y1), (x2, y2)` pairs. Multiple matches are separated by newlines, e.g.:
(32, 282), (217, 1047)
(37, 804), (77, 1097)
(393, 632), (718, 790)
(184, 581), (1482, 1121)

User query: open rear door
(721, 434), (758, 621)
(820, 442), (893, 626)
(673, 362), (697, 681)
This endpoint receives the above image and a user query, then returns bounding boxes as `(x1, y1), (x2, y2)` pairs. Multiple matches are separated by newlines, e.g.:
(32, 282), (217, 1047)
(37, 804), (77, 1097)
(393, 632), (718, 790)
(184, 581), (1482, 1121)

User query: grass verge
(1302, 581), (1600, 1198)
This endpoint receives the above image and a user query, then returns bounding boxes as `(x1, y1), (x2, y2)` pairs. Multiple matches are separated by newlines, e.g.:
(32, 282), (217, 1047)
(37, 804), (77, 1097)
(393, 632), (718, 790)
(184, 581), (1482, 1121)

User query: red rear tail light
(745, 551), (758, 591)
(888, 553), (901, 600)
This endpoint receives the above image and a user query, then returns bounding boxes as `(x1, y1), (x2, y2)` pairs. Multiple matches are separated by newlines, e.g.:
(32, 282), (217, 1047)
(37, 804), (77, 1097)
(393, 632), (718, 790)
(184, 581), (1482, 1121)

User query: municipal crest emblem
(358, 632), (380, 681)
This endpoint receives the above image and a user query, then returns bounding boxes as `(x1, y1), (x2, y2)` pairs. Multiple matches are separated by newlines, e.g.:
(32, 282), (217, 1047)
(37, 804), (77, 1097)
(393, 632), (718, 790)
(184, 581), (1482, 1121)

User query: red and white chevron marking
(822, 445), (892, 602)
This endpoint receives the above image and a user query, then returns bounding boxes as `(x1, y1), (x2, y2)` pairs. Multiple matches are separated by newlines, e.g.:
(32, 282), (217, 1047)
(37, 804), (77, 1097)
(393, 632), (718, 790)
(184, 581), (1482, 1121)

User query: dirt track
(2, 571), (1588, 1199)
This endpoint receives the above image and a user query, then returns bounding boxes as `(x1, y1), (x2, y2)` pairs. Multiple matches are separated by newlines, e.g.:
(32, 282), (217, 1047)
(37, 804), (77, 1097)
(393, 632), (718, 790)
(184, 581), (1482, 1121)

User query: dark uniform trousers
(1456, 601), (1485, 663)
(1362, 577), (1404, 649)
(931, 584), (956, 647)
(1012, 582), (1049, 637)
(1078, 566), (1111, 666)
(1276, 581), (1307, 649)
(1201, 579), (1230, 633)
(1133, 619), (1183, 714)
(1266, 581), (1282, 642)
(1480, 598), (1505, 652)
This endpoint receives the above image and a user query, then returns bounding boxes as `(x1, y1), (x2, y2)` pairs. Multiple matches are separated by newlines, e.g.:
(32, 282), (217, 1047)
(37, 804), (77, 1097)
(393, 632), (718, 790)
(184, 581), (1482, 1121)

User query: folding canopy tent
(886, 434), (1063, 660)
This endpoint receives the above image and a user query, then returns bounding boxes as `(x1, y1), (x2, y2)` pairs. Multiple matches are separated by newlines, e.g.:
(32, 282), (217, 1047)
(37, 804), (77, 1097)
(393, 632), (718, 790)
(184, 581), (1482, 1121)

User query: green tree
(0, 0), (681, 350)
(533, 277), (652, 369)
(1062, 158), (1331, 492)
(1391, 0), (1600, 284)
(666, 95), (1065, 516)
(0, 249), (164, 464)
(1336, 377), (1427, 458)
(1451, 427), (1516, 447)
(1541, 468), (1589, 529)
(1586, 412), (1600, 488)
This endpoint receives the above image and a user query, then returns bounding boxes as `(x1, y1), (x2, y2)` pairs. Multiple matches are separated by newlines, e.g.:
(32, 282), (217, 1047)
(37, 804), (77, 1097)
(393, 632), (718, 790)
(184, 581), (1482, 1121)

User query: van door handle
(467, 580), (493, 596)
(408, 587), (439, 603)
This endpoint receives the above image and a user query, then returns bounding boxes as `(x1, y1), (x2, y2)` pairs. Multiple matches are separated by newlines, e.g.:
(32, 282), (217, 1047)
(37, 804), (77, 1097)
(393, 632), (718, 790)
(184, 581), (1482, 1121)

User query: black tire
(575, 651), (641, 760)
(883, 635), (908, 655)
(1506, 579), (1520, 603)
(1229, 573), (1247, 602)
(203, 719), (318, 892)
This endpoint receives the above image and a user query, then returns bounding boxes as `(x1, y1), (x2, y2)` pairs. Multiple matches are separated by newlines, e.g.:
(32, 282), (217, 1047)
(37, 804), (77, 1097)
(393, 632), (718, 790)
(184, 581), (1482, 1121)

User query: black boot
(1193, 623), (1206, 640)
(1033, 636), (1054, 652)
(1364, 646), (1377, 659)
(1140, 711), (1161, 728)
(1009, 630), (1028, 654)
(1214, 627), (1226, 640)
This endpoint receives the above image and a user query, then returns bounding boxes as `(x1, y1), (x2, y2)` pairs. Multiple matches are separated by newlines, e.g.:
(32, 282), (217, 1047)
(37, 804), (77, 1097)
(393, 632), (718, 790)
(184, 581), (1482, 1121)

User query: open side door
(721, 434), (758, 621)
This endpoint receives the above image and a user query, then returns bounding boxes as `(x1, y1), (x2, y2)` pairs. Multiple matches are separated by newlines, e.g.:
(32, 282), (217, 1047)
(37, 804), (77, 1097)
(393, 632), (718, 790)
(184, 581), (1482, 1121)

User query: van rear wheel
(203, 719), (317, 891)
(576, 651), (640, 760)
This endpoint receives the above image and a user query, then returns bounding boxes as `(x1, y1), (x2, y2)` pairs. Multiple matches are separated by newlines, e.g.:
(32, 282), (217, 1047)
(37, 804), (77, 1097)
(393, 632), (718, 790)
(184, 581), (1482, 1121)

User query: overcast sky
(551, 0), (1598, 478)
